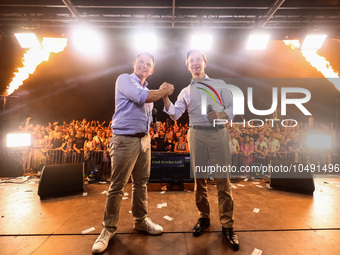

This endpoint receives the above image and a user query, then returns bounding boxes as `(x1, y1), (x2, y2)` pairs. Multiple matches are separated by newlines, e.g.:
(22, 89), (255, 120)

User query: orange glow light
(283, 40), (339, 90)
(6, 37), (67, 95)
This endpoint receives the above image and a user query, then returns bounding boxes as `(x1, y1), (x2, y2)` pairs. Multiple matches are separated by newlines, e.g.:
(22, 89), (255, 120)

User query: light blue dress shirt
(111, 73), (153, 135)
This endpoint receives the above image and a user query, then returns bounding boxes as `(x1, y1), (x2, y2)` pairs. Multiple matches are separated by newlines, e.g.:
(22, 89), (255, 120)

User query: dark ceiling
(0, 0), (340, 39)
(1, 1), (340, 124)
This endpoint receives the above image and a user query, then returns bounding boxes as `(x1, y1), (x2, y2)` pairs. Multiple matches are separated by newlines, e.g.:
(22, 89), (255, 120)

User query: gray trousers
(189, 127), (234, 228)
(103, 134), (151, 231)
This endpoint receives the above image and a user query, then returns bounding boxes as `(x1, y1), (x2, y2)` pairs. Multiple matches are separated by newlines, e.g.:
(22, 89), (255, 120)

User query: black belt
(191, 125), (225, 130)
(125, 132), (148, 138)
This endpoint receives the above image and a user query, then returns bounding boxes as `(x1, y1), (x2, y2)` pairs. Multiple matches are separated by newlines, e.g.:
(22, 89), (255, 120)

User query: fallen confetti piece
(237, 184), (245, 187)
(128, 210), (132, 214)
(231, 185), (237, 189)
(157, 202), (168, 208)
(82, 227), (95, 234)
(163, 215), (173, 221)
(252, 182), (260, 184)
(82, 192), (88, 196)
(124, 192), (129, 196)
(255, 185), (263, 188)
(251, 248), (263, 255)
(253, 208), (260, 213)
(122, 197), (128, 200)
(160, 191), (166, 194)
(243, 178), (249, 182)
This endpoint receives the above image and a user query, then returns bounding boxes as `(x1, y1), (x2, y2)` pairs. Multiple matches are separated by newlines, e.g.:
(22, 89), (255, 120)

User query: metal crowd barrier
(21, 148), (331, 178)
(22, 149), (111, 178)
(231, 150), (332, 168)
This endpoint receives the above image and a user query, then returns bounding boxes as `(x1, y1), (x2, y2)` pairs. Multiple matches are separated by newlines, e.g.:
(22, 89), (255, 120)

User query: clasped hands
(160, 82), (174, 96)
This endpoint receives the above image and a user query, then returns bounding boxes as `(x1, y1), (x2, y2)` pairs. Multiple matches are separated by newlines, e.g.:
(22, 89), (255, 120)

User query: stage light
(42, 37), (68, 52)
(14, 33), (41, 49)
(307, 134), (332, 149)
(246, 34), (270, 50)
(191, 34), (212, 50)
(301, 34), (327, 50)
(134, 33), (158, 52)
(70, 26), (104, 56)
(7, 133), (31, 147)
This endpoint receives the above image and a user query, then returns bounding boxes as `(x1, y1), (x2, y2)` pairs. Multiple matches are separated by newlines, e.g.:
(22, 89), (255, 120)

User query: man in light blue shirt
(162, 49), (240, 251)
(111, 73), (153, 135)
(92, 52), (174, 254)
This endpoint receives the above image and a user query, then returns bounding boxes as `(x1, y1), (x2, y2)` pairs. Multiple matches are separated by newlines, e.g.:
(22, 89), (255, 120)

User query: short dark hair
(186, 49), (207, 64)
(136, 52), (155, 65)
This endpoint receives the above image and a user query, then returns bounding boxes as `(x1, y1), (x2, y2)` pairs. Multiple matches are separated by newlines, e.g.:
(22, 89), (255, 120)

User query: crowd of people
(19, 118), (111, 175)
(18, 117), (334, 175)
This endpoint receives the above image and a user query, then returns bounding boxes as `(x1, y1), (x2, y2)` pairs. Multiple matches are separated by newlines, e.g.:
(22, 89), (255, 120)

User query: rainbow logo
(196, 82), (223, 106)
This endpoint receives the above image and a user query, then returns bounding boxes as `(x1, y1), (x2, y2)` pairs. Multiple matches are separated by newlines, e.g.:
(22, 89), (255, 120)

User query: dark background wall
(1, 35), (340, 126)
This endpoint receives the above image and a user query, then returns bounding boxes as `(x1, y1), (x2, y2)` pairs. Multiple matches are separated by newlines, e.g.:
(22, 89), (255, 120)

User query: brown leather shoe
(193, 218), (210, 237)
(222, 227), (240, 250)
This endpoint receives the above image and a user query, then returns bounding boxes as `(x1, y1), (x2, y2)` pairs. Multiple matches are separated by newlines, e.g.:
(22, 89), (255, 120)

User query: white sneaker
(134, 217), (163, 235)
(92, 228), (115, 254)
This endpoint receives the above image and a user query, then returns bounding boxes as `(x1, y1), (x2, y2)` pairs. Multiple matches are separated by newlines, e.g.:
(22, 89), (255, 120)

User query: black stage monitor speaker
(38, 163), (84, 199)
(270, 161), (315, 195)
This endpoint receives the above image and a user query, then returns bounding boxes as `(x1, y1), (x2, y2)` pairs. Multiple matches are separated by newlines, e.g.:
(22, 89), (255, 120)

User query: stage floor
(0, 176), (339, 255)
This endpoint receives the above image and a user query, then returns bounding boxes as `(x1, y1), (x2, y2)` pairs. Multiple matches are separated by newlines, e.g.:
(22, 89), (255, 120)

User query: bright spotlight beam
(247, 34), (270, 50)
(14, 33), (41, 49)
(71, 27), (104, 56)
(134, 33), (157, 52)
(301, 34), (327, 50)
(7, 133), (31, 147)
(191, 34), (212, 50)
